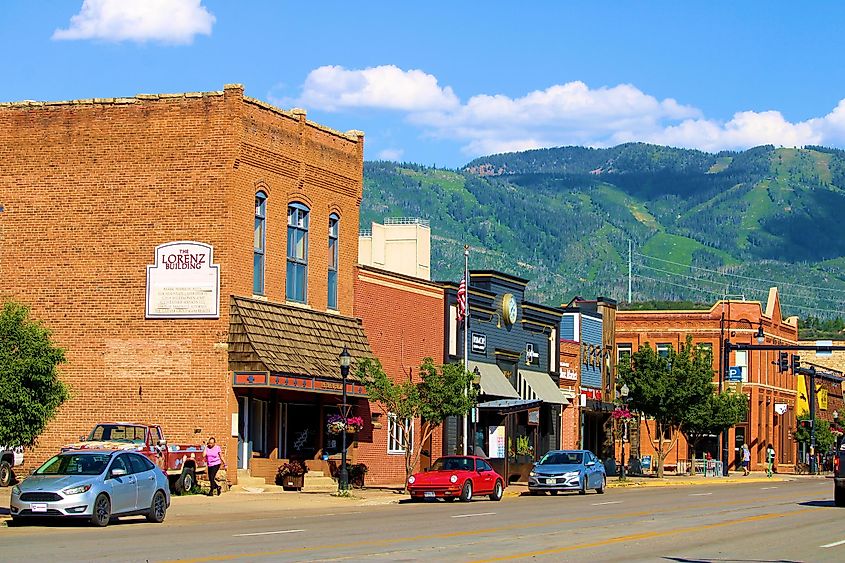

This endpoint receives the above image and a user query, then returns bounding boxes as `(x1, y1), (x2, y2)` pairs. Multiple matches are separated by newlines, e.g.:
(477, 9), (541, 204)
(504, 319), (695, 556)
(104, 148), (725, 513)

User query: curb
(605, 477), (790, 488)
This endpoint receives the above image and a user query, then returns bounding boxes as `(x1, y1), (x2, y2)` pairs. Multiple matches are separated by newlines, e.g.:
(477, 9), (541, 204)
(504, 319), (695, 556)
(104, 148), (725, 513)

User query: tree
(617, 336), (714, 478)
(357, 357), (476, 490)
(0, 301), (69, 448)
(681, 390), (749, 474)
(795, 414), (836, 455)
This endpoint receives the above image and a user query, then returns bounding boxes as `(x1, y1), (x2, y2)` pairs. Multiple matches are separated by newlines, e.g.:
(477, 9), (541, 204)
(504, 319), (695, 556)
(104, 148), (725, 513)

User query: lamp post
(338, 346), (351, 492)
(619, 384), (630, 481)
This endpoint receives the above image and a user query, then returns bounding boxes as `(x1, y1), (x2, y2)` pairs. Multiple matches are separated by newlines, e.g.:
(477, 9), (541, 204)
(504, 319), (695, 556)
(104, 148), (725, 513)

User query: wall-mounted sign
(559, 369), (578, 381)
(774, 403), (788, 415)
(582, 388), (602, 401)
(489, 425), (506, 458)
(471, 332), (487, 354)
(818, 388), (829, 410)
(727, 366), (742, 382)
(528, 408), (540, 426)
(146, 241), (220, 319)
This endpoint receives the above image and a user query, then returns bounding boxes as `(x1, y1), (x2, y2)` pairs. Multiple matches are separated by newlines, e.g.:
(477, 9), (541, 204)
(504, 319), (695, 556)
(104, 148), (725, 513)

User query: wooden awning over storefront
(228, 296), (373, 390)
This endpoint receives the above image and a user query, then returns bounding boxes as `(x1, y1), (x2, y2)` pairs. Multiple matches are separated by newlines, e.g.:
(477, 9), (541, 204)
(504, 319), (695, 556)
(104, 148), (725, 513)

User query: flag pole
(463, 244), (469, 456)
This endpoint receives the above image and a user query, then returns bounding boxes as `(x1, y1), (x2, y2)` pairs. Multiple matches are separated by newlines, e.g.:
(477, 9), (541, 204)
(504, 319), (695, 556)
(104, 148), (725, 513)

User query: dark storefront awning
(518, 370), (570, 405)
(477, 398), (542, 414)
(229, 296), (373, 389)
(469, 360), (520, 399)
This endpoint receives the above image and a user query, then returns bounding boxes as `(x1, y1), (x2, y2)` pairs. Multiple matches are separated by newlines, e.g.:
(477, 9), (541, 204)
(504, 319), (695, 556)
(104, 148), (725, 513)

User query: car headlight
(62, 484), (92, 495)
(450, 474), (458, 484)
(408, 476), (415, 485)
(11, 484), (21, 496)
(529, 471), (536, 477)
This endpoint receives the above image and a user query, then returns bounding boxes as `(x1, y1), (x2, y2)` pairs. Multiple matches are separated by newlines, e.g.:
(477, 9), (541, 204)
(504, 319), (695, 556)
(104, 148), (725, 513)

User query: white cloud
(53, 0), (215, 44)
(377, 148), (404, 161)
(289, 64), (845, 156)
(295, 65), (460, 112)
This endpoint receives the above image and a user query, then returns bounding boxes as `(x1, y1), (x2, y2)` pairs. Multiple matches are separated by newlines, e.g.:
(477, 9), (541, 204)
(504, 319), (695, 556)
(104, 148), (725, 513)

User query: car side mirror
(157, 439), (167, 447)
(110, 468), (127, 478)
(586, 461), (595, 467)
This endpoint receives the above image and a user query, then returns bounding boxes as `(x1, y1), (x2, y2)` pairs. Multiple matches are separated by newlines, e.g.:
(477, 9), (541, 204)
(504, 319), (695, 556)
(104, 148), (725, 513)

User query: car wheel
(175, 467), (195, 495)
(147, 490), (167, 523)
(0, 460), (12, 487)
(489, 480), (504, 501)
(91, 493), (111, 527)
(460, 480), (473, 502)
(597, 476), (606, 494)
(835, 486), (845, 507)
(579, 478), (587, 495)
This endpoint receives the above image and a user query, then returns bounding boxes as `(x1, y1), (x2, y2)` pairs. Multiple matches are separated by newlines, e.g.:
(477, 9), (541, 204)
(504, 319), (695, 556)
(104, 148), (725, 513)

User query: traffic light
(778, 352), (789, 372)
(799, 419), (813, 430)
(791, 354), (801, 372)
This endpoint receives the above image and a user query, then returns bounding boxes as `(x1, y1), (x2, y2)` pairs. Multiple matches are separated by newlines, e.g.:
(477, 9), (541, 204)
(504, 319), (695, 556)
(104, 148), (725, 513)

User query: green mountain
(361, 144), (845, 317)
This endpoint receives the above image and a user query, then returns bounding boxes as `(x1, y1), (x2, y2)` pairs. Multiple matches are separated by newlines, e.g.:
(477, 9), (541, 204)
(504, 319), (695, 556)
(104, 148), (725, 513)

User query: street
(2, 478), (843, 562)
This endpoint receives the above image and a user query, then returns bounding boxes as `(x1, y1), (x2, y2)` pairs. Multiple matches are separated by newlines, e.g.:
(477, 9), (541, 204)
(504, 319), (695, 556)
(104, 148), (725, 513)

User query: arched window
(253, 191), (267, 295)
(328, 213), (339, 309)
(286, 202), (309, 302)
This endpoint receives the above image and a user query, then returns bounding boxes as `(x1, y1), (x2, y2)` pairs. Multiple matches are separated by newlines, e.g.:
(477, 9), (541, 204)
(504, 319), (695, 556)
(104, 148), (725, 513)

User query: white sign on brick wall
(146, 241), (220, 319)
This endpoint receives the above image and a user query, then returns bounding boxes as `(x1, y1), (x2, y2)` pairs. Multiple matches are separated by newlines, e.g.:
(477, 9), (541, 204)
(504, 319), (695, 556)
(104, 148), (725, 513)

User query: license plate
(546, 479), (557, 484)
(424, 491), (435, 498)
(30, 503), (48, 513)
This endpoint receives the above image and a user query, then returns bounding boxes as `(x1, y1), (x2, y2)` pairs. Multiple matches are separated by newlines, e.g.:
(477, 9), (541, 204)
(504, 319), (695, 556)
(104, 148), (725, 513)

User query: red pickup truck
(62, 422), (207, 493)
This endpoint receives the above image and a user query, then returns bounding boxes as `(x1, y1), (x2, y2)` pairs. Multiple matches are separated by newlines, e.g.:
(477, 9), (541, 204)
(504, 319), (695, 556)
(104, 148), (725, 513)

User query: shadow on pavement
(797, 499), (837, 508)
(664, 557), (801, 562)
(7, 515), (154, 528)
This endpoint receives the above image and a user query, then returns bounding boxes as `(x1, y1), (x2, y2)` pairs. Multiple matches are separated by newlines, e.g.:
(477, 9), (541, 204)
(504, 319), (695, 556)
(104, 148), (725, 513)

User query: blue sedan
(528, 450), (606, 495)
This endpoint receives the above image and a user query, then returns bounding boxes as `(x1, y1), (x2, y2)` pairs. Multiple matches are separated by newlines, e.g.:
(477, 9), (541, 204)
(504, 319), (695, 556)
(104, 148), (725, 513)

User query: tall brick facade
(0, 85), (368, 480)
(615, 289), (799, 473)
(354, 265), (445, 484)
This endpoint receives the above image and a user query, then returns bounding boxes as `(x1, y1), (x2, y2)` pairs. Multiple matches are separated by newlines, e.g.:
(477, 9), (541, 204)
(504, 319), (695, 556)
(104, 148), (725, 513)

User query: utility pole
(628, 239), (633, 304)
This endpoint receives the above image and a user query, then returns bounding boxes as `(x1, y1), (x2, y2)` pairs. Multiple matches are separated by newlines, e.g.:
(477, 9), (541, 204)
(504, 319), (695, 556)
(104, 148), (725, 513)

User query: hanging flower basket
(612, 407), (633, 420)
(346, 417), (364, 433)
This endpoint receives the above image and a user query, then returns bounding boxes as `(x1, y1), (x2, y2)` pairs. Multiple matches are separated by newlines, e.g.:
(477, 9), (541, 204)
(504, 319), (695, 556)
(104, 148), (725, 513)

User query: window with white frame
(617, 343), (632, 366)
(656, 343), (671, 358)
(735, 350), (748, 382)
(387, 414), (412, 454)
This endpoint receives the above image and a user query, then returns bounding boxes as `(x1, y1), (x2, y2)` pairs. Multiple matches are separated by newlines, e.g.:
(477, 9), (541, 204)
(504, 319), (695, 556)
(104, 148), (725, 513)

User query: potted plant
(347, 462), (368, 488)
(327, 414), (346, 435)
(276, 460), (308, 490)
(346, 416), (364, 433)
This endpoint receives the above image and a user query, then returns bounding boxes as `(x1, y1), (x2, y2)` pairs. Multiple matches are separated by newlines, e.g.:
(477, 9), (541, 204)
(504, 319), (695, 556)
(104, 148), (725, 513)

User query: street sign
(727, 366), (742, 382)
(816, 340), (833, 358)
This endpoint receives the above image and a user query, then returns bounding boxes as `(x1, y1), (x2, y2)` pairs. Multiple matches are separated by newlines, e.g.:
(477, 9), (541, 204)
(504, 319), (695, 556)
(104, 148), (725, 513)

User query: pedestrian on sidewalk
(203, 437), (227, 496)
(765, 444), (776, 478)
(741, 444), (751, 476)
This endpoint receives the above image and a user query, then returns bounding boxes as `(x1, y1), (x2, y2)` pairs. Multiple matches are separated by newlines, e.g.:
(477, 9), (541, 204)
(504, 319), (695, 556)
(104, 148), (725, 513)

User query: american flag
(456, 274), (467, 322)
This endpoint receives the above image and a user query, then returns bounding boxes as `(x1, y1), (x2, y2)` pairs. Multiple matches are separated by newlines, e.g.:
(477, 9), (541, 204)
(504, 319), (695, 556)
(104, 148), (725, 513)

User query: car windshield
(539, 452), (583, 465)
(88, 424), (146, 444)
(36, 453), (111, 476)
(431, 457), (474, 471)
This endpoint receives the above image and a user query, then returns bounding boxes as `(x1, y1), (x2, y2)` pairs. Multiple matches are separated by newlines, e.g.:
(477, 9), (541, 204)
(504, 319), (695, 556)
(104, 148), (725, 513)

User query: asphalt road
(2, 479), (843, 562)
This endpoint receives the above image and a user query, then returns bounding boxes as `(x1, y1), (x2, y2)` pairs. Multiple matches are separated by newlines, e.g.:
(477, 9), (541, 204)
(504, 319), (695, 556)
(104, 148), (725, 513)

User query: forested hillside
(361, 143), (845, 318)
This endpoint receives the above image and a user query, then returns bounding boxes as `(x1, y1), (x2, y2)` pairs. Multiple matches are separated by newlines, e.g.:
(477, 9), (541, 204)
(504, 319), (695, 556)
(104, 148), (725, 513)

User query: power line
(634, 251), (845, 295)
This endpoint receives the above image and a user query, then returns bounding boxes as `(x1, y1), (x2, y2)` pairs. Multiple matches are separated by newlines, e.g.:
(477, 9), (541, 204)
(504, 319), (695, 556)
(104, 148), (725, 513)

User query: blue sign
(641, 455), (652, 470)
(727, 366), (742, 382)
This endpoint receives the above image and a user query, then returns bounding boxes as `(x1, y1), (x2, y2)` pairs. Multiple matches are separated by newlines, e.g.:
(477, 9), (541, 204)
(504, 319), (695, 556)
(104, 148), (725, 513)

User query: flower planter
(281, 474), (304, 491)
(346, 426), (360, 434)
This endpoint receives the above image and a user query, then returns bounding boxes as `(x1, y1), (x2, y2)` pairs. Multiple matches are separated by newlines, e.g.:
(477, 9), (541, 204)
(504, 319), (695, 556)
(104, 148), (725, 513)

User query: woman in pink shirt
(203, 437), (226, 496)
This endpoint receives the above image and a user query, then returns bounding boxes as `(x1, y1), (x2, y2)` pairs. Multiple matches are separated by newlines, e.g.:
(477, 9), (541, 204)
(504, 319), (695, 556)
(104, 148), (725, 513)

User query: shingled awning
(228, 296), (373, 383)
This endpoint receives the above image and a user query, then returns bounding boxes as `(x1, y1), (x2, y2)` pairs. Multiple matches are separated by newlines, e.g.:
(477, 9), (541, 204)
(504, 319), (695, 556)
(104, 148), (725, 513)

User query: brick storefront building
(558, 338), (580, 450)
(0, 85), (379, 483)
(616, 289), (799, 473)
(354, 265), (445, 484)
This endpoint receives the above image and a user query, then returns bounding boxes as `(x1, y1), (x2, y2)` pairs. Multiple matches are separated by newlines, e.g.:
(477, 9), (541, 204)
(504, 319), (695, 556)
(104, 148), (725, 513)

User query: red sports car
(407, 455), (505, 502)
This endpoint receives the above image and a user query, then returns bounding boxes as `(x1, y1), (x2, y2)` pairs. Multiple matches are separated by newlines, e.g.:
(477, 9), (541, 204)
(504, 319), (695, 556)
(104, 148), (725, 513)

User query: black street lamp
(338, 346), (351, 492)
(619, 384), (630, 481)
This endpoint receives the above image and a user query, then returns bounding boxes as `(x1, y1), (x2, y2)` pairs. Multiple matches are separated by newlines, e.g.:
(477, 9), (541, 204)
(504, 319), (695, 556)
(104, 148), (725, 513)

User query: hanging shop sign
(146, 241), (220, 318)
(471, 332), (487, 354)
(774, 403), (788, 415)
(528, 408), (540, 426)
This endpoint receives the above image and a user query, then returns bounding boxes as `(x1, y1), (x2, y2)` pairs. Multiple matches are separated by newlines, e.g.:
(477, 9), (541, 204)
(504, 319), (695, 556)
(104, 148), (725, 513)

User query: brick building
(0, 85), (378, 484)
(354, 264), (445, 484)
(615, 289), (799, 473)
(558, 339), (580, 449)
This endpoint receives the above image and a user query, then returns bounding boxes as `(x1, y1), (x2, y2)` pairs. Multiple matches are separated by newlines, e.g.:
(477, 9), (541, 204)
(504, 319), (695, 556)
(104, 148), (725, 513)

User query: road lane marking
(689, 492), (712, 496)
(164, 490), (821, 563)
(821, 539), (845, 548)
(232, 529), (304, 537)
(592, 501), (622, 505)
(452, 512), (496, 518)
(468, 508), (816, 562)
(760, 487), (778, 490)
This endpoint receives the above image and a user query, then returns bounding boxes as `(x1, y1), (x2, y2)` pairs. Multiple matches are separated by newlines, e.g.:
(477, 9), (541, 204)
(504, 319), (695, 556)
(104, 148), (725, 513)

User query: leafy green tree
(681, 390), (749, 474)
(0, 301), (69, 448)
(794, 414), (836, 455)
(357, 357), (476, 489)
(617, 336), (714, 478)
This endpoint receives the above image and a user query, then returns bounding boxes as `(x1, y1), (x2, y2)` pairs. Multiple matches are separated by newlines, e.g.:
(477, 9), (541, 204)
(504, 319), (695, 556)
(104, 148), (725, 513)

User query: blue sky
(3, 1), (845, 167)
